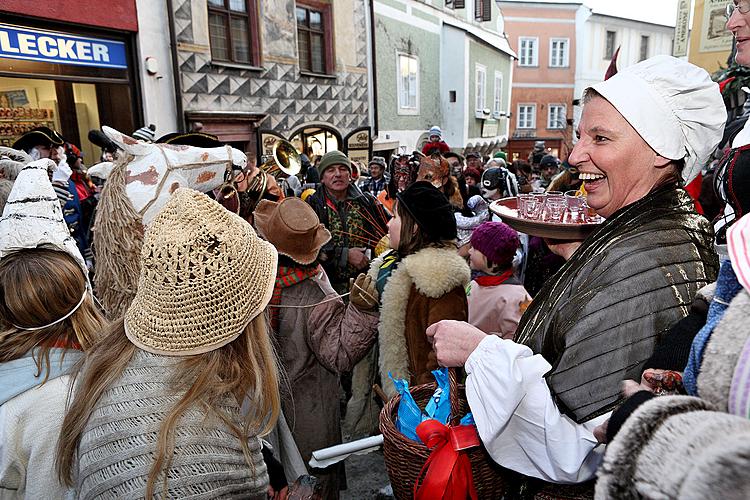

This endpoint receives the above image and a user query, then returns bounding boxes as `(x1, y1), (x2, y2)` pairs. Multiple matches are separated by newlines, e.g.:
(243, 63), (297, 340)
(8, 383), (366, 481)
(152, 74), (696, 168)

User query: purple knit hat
(470, 221), (519, 265)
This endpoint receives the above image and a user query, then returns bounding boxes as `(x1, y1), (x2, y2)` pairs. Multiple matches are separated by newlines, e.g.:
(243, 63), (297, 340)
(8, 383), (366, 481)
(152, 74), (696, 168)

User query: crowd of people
(3, 6), (750, 499)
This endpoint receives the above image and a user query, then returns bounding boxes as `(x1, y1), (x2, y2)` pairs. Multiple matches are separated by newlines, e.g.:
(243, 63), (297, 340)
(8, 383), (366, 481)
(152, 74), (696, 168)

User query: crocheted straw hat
(124, 188), (277, 356)
(254, 197), (331, 265)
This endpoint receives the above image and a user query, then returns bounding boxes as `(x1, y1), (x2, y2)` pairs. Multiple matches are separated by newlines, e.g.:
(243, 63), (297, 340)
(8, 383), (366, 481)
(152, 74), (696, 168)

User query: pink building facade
(499, 1), (581, 163)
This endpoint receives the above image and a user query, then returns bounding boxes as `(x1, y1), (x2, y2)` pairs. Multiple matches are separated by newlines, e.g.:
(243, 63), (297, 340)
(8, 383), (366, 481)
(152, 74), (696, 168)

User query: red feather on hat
(604, 46), (620, 80)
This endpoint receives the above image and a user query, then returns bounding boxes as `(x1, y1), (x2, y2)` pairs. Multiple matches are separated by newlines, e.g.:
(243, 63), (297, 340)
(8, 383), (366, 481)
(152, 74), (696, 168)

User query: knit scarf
(683, 259), (743, 395)
(269, 265), (321, 331)
(472, 269), (514, 287)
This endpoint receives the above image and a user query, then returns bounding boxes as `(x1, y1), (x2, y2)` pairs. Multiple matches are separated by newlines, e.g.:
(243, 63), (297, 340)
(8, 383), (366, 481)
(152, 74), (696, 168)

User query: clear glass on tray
(513, 190), (598, 224)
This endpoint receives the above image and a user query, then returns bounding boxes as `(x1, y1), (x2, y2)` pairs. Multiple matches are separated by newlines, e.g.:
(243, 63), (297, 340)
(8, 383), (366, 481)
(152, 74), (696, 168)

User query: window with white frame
(517, 104), (536, 129)
(475, 64), (487, 114)
(549, 38), (569, 67)
(493, 71), (503, 115)
(397, 53), (419, 114)
(548, 104), (566, 129)
(518, 37), (538, 67)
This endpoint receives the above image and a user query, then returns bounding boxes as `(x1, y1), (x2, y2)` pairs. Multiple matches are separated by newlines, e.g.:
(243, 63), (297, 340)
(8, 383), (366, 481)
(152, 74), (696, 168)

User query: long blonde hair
(0, 248), (105, 381)
(56, 313), (281, 498)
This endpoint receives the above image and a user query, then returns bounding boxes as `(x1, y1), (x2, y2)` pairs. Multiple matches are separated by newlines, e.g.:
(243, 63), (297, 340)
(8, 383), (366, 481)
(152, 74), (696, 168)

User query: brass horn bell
(245, 139), (301, 212)
(259, 139), (301, 178)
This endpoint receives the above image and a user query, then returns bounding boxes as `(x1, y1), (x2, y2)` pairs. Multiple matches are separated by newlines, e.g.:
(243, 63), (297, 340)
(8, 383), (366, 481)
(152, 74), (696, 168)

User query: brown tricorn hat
(254, 197), (332, 265)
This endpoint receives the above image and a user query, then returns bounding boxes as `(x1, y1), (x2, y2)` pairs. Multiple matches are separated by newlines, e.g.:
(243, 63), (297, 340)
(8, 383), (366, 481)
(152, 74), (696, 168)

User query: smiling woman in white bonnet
(423, 55), (726, 496)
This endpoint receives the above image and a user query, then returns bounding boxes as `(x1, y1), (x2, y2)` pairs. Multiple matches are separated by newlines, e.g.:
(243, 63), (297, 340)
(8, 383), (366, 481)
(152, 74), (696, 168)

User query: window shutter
(481, 0), (491, 21)
(474, 0), (482, 20)
(454, 0), (465, 9)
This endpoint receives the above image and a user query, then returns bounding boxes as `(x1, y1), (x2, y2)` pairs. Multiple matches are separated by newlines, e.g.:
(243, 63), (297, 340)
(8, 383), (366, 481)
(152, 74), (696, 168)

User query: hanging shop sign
(0, 23), (127, 69)
(672, 0), (690, 57)
(344, 126), (372, 165)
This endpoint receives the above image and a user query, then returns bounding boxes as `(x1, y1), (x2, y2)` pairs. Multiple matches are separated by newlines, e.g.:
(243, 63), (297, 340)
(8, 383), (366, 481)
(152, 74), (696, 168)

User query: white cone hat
(0, 158), (88, 279)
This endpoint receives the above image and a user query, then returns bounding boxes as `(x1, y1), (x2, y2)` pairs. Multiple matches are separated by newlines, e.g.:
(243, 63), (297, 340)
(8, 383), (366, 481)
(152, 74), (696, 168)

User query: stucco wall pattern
(172, 0), (370, 135)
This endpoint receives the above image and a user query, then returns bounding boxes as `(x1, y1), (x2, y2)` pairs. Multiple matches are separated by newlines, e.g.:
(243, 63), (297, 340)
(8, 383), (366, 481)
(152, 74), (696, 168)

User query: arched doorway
(288, 123), (343, 158)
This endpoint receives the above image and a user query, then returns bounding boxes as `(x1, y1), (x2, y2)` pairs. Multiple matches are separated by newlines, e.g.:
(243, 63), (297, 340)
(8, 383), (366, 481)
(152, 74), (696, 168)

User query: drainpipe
(166, 0), (186, 132)
(368, 0), (378, 136)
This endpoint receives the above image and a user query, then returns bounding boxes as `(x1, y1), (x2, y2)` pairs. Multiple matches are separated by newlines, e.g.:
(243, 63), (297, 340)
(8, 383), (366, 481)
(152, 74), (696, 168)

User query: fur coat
(367, 246), (470, 398)
(596, 289), (750, 499)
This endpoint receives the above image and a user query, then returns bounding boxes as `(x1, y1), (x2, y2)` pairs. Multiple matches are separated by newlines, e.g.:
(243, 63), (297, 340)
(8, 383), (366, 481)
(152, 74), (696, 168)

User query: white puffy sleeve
(464, 335), (608, 484)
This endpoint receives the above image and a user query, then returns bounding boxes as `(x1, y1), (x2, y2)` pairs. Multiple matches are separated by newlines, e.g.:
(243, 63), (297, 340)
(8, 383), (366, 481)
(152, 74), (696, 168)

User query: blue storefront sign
(0, 23), (127, 69)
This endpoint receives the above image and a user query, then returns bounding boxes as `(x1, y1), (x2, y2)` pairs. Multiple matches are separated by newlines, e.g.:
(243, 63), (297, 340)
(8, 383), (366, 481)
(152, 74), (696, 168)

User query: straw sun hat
(254, 197), (331, 265)
(124, 188), (278, 356)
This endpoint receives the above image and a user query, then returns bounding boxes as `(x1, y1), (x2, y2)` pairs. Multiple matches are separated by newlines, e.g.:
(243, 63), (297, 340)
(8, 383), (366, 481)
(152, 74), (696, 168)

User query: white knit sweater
(76, 350), (268, 499)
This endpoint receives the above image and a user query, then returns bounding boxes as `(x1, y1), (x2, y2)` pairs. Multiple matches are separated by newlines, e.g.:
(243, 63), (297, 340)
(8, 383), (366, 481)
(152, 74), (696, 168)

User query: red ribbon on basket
(414, 419), (480, 500)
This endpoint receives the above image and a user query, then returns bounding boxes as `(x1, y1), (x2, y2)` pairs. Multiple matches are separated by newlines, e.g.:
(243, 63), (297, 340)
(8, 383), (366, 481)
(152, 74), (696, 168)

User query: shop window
(0, 77), (105, 162)
(208, 0), (261, 66)
(397, 53), (419, 115)
(289, 125), (341, 158)
(296, 1), (334, 75)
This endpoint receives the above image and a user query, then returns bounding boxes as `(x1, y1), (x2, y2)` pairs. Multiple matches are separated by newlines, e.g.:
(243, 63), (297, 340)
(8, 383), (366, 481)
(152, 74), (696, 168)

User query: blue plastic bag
(424, 367), (451, 424)
(389, 373), (424, 442)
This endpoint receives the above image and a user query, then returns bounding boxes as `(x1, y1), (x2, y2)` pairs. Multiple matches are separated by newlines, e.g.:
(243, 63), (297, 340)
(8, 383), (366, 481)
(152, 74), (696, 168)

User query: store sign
(673, 0), (690, 57)
(0, 23), (127, 69)
(699, 0), (733, 53)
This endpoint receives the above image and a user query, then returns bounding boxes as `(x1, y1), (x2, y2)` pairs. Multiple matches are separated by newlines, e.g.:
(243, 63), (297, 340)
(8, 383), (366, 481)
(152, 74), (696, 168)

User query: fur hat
(470, 221), (519, 266)
(396, 181), (457, 242)
(124, 188), (277, 356)
(317, 150), (351, 177)
(254, 197), (331, 265)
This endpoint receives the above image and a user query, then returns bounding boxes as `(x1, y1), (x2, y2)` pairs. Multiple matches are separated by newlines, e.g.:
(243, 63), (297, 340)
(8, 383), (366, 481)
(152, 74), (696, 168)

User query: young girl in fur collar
(367, 181), (470, 397)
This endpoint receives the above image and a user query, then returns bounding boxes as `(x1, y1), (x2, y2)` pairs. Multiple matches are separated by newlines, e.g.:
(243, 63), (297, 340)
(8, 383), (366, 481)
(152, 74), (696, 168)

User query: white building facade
(573, 8), (674, 129)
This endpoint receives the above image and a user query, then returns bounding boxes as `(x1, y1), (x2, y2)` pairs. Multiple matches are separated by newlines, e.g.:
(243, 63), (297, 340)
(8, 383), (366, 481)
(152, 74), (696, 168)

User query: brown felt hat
(254, 197), (332, 265)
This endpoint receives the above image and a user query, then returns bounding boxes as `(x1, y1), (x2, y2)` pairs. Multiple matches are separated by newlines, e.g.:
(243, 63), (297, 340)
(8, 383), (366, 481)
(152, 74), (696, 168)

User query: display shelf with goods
(0, 107), (56, 147)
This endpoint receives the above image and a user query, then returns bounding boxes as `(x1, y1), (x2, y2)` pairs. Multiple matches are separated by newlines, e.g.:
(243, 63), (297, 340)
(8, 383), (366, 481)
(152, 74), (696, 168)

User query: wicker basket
(379, 368), (506, 499)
